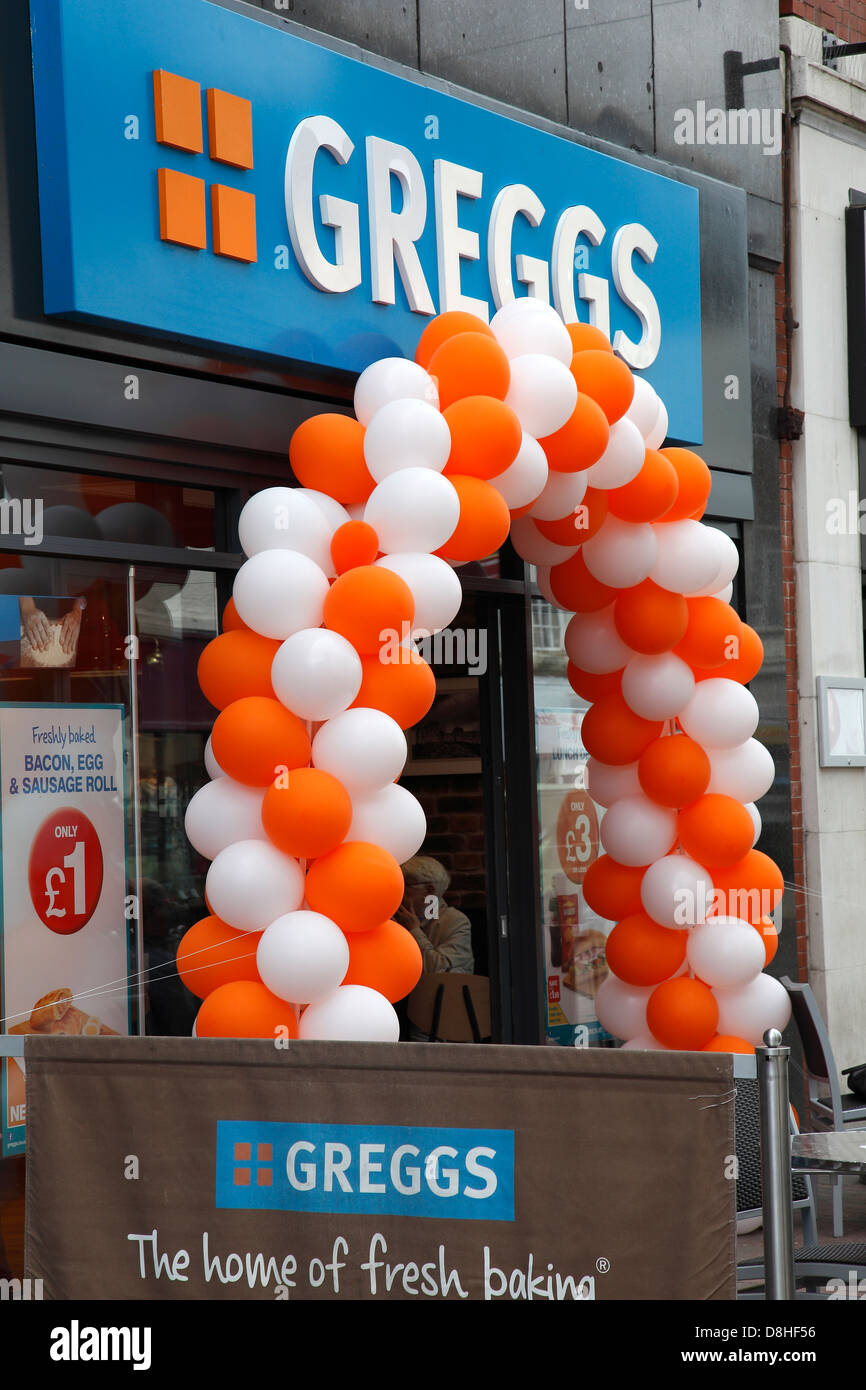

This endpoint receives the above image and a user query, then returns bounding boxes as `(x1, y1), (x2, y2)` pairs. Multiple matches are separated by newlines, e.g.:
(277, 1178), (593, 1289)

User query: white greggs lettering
(286, 1139), (498, 1199)
(285, 115), (662, 369)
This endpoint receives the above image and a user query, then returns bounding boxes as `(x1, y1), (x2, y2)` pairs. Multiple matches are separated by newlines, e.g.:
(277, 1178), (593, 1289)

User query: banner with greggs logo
(25, 1037), (735, 1299)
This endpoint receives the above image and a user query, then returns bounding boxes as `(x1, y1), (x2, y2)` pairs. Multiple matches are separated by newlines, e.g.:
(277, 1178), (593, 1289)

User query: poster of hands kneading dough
(0, 703), (130, 1155)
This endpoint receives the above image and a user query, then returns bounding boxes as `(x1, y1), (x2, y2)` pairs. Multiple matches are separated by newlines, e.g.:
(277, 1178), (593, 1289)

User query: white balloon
(640, 853), (714, 928)
(599, 794), (677, 867)
(354, 357), (438, 425)
(594, 975), (652, 1041)
(645, 398), (668, 450)
(586, 758), (641, 807)
(238, 487), (332, 570)
(746, 802), (762, 847)
(706, 739), (775, 802)
(204, 736), (225, 780)
(375, 552), (462, 635)
(687, 917), (765, 989)
(509, 515), (577, 566)
(312, 708), (407, 793)
(233, 549), (329, 641)
(688, 529), (740, 597)
(205, 840), (305, 933)
(679, 679), (760, 749)
(257, 911), (349, 1005)
(621, 652), (695, 721)
(528, 466), (587, 523)
(713, 972), (792, 1046)
(184, 778), (266, 860)
(586, 418), (644, 489)
(490, 432), (548, 508)
(650, 520), (721, 595)
(565, 605), (633, 674)
(625, 375), (660, 438)
(346, 783), (427, 861)
(299, 984), (400, 1042)
(363, 398), (451, 482)
(271, 628), (362, 721)
(491, 299), (573, 365)
(582, 515), (657, 589)
(714, 582), (734, 603)
(621, 1032), (665, 1051)
(301, 489), (351, 536)
(505, 354), (577, 437)
(535, 565), (569, 611)
(364, 468), (460, 553)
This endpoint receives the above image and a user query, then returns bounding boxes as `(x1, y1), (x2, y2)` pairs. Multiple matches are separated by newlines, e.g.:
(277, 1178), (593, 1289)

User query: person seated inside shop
(395, 856), (474, 974)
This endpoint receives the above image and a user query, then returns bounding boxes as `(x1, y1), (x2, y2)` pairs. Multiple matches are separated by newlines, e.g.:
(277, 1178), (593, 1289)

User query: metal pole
(757, 1027), (795, 1299)
(127, 566), (145, 1035)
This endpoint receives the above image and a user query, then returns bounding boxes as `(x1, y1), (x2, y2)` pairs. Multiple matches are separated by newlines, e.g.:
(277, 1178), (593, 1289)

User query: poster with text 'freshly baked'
(0, 703), (130, 1155)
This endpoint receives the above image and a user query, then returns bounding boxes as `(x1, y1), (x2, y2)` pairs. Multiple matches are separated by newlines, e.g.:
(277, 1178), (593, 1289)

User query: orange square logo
(211, 184), (256, 262)
(158, 168), (206, 250)
(207, 89), (253, 170)
(153, 71), (203, 154)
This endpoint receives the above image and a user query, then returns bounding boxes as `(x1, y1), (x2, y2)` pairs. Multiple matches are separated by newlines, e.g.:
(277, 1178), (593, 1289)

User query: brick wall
(775, 264), (809, 982)
(781, 1), (866, 43)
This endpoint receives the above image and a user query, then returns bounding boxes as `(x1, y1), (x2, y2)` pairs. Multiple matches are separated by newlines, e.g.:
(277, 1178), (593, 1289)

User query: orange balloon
(659, 448), (712, 521)
(305, 841), (404, 933)
(331, 520), (380, 574)
(711, 851), (784, 921)
(177, 916), (262, 998)
(427, 332), (510, 408)
(539, 393), (610, 472)
(289, 414), (375, 504)
(211, 696), (311, 787)
(703, 1034), (755, 1055)
(351, 648), (436, 729)
(694, 623), (763, 684)
(607, 449), (678, 523)
(415, 311), (495, 370)
(567, 662), (623, 702)
(196, 980), (299, 1039)
(573, 486), (608, 542)
(580, 691), (663, 765)
(676, 598), (744, 669)
(324, 565), (414, 656)
(343, 918), (423, 1002)
(443, 397), (522, 479)
(221, 597), (248, 632)
(534, 512), (590, 547)
(754, 916), (779, 966)
(550, 550), (619, 612)
(583, 855), (646, 921)
(647, 977), (719, 1050)
(565, 322), (614, 354)
(638, 733), (711, 808)
(436, 475), (511, 562)
(605, 912), (687, 986)
(570, 350), (634, 423)
(262, 767), (352, 859)
(198, 630), (281, 710)
(614, 580), (688, 655)
(678, 794), (755, 868)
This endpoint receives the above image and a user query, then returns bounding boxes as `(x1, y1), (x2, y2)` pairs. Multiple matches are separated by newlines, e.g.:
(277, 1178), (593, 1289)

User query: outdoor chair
(734, 1065), (866, 1298)
(406, 972), (491, 1043)
(780, 976), (866, 1237)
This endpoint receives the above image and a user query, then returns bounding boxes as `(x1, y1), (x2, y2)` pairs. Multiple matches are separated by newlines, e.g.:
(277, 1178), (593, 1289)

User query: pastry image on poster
(0, 595), (86, 671)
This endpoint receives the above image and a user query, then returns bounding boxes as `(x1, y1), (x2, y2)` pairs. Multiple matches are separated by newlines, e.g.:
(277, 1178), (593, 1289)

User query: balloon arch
(181, 301), (789, 1054)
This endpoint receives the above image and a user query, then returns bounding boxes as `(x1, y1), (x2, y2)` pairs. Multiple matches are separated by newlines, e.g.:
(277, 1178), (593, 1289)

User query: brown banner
(25, 1037), (735, 1300)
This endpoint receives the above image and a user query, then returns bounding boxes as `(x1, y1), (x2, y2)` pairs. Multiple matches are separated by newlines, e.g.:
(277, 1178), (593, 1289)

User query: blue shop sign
(29, 0), (702, 440)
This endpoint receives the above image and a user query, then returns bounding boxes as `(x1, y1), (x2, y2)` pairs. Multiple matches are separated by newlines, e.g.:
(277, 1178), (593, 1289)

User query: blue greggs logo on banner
(28, 0), (702, 440)
(215, 1121), (515, 1221)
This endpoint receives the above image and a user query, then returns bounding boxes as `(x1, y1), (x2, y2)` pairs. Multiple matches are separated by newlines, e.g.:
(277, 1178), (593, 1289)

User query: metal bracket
(823, 33), (866, 71)
(723, 50), (781, 110)
(773, 405), (805, 441)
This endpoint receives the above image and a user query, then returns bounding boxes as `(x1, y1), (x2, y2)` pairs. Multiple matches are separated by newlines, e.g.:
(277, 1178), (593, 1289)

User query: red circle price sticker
(28, 806), (104, 934)
(555, 790), (599, 885)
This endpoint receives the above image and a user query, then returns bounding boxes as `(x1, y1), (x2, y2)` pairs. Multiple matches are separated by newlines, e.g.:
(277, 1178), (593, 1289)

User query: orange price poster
(0, 703), (130, 1156)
